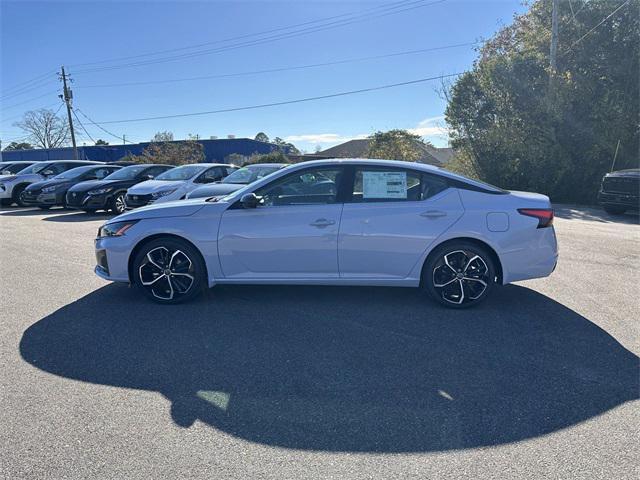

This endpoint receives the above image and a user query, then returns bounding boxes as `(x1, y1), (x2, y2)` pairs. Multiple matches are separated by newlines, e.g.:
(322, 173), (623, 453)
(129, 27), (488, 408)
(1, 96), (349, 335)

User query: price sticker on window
(362, 171), (407, 199)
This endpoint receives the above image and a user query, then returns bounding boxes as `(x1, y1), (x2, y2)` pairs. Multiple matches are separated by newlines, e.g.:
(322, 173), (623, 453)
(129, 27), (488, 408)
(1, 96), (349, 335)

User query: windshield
(0, 163), (34, 174)
(15, 162), (52, 175)
(53, 165), (97, 180)
(223, 165), (282, 184)
(104, 165), (148, 181)
(155, 165), (204, 181)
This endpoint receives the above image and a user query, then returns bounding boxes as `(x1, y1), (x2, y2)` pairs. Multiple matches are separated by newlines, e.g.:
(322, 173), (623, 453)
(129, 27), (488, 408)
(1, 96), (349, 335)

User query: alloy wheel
(114, 194), (126, 214)
(138, 246), (195, 301)
(432, 250), (490, 305)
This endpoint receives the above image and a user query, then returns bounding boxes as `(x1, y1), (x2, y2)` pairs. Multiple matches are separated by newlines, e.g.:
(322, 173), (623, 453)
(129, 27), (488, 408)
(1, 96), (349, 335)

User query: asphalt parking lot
(1, 205), (638, 479)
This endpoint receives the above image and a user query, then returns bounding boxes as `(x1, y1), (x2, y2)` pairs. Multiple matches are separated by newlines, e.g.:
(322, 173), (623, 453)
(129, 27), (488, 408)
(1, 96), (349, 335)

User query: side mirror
(240, 193), (260, 209)
(145, 174), (154, 180)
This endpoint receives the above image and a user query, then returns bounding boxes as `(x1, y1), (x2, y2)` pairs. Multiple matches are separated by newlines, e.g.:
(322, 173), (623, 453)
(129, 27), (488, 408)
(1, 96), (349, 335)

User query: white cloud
(284, 133), (368, 145)
(408, 116), (449, 138)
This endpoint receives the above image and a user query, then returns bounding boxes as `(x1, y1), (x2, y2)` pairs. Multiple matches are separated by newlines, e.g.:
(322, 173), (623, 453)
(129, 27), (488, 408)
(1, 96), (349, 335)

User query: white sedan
(95, 159), (558, 308)
(124, 163), (237, 208)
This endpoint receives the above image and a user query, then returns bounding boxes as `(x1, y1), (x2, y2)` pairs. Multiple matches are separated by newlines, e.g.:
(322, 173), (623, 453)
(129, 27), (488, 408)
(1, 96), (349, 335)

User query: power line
(94, 72), (464, 125)
(1, 71), (57, 98)
(1, 89), (60, 111)
(70, 0), (441, 71)
(72, 108), (96, 144)
(75, 108), (136, 144)
(72, 0), (448, 74)
(77, 41), (479, 89)
(562, 0), (630, 53)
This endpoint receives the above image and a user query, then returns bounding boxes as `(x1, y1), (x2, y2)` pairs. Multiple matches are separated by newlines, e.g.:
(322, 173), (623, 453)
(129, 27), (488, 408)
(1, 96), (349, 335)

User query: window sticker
(362, 171), (407, 199)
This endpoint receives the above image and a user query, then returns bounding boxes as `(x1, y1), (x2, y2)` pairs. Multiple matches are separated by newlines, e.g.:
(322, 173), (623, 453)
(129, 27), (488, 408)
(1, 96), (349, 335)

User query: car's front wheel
(110, 192), (127, 214)
(133, 237), (206, 304)
(423, 242), (496, 308)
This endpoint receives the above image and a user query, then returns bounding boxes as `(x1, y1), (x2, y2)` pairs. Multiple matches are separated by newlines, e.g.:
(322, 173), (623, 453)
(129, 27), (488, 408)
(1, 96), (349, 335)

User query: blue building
(1, 138), (287, 163)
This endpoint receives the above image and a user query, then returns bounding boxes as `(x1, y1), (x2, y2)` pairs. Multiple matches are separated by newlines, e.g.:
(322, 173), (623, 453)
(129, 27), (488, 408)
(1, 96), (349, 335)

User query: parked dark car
(186, 163), (286, 199)
(22, 164), (122, 209)
(66, 164), (174, 214)
(598, 168), (639, 215)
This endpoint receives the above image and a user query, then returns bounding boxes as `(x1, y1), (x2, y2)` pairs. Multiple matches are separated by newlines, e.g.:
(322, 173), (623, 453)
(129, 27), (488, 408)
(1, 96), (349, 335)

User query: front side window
(351, 168), (448, 202)
(256, 168), (342, 206)
(196, 167), (225, 183)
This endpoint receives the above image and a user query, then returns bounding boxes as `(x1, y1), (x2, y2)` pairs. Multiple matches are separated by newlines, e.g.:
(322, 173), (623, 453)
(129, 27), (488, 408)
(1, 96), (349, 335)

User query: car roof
(45, 160), (103, 164)
(283, 158), (505, 193)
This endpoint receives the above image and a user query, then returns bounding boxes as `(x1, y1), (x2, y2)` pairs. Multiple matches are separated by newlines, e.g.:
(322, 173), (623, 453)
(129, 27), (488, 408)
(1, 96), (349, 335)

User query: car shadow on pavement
(20, 283), (639, 453)
(554, 205), (639, 224)
(42, 211), (114, 222)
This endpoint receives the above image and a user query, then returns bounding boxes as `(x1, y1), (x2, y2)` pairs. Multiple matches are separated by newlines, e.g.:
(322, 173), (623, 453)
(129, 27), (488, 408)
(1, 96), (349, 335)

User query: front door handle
(310, 218), (336, 227)
(420, 210), (447, 218)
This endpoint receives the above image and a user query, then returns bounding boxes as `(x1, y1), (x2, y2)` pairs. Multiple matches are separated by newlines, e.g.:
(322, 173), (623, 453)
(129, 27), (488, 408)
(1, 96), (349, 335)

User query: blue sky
(1, 0), (526, 152)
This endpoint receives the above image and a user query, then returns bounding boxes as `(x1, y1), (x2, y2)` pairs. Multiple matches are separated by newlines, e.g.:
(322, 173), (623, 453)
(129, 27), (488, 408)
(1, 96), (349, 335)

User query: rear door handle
(420, 210), (447, 218)
(310, 218), (336, 227)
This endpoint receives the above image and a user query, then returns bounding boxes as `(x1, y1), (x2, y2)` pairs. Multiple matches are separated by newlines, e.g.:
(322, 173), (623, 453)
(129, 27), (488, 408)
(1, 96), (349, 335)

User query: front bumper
(67, 191), (111, 210)
(22, 191), (64, 206)
(94, 236), (132, 283)
(598, 190), (639, 209)
(125, 193), (154, 209)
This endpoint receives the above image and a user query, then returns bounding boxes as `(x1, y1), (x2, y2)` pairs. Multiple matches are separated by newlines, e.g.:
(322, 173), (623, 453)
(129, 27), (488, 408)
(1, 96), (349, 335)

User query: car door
(218, 166), (345, 279)
(338, 166), (464, 279)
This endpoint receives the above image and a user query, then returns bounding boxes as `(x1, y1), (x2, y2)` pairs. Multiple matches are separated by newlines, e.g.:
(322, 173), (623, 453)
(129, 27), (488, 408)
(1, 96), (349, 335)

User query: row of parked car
(0, 159), (286, 213)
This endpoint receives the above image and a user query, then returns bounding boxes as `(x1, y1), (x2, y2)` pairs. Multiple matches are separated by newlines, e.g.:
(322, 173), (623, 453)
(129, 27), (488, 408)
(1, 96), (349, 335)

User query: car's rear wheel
(110, 192), (127, 214)
(604, 205), (626, 215)
(133, 237), (206, 304)
(423, 242), (496, 308)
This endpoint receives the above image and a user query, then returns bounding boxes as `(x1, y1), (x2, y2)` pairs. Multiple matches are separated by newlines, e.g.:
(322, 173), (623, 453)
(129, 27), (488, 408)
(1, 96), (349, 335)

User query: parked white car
(124, 163), (237, 208)
(95, 158), (558, 308)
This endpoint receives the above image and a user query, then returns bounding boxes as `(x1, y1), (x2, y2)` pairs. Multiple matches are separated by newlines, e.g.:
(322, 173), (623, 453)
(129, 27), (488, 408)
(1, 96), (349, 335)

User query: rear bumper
(500, 226), (558, 284)
(598, 191), (639, 209)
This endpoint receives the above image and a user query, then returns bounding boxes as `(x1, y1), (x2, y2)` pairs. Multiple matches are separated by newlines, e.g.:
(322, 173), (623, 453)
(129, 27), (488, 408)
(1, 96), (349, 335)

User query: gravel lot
(1, 205), (638, 479)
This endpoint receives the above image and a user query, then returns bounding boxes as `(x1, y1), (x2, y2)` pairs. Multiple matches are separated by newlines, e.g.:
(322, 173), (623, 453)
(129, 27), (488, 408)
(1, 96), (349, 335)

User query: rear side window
(350, 167), (448, 202)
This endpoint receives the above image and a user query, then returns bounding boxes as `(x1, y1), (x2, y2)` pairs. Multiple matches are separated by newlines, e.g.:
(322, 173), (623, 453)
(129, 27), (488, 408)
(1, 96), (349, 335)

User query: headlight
(151, 188), (177, 199)
(88, 187), (114, 195)
(97, 220), (138, 238)
(41, 185), (61, 193)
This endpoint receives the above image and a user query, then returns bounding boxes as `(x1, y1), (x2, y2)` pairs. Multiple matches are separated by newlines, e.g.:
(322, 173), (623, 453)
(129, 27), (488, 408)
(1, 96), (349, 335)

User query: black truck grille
(602, 177), (638, 195)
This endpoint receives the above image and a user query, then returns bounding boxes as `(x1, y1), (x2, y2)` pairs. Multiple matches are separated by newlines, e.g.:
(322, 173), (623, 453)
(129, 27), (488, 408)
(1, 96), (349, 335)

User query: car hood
(109, 198), (208, 222)
(68, 179), (122, 193)
(189, 183), (244, 198)
(127, 179), (185, 194)
(0, 173), (43, 183)
(605, 169), (640, 178)
(26, 178), (71, 191)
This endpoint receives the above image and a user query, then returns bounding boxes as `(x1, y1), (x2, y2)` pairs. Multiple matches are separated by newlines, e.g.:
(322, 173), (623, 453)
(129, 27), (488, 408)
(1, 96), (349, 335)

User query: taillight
(518, 208), (554, 228)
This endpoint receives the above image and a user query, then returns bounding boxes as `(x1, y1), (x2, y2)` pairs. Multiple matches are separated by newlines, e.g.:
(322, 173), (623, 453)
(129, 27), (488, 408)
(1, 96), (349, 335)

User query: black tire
(109, 191), (127, 214)
(604, 205), (626, 215)
(422, 241), (496, 308)
(132, 237), (206, 304)
(12, 185), (28, 207)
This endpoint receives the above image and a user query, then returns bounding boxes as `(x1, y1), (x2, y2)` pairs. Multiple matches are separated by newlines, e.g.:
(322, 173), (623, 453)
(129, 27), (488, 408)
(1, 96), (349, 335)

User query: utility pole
(59, 66), (78, 160)
(123, 134), (126, 145)
(549, 0), (560, 75)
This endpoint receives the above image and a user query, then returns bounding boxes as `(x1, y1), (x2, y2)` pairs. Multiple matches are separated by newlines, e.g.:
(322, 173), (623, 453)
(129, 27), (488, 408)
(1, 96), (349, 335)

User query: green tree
(445, 0), (639, 203)
(366, 129), (427, 162)
(95, 139), (109, 145)
(137, 140), (204, 165)
(272, 137), (300, 154)
(3, 141), (33, 151)
(254, 132), (270, 142)
(151, 131), (174, 142)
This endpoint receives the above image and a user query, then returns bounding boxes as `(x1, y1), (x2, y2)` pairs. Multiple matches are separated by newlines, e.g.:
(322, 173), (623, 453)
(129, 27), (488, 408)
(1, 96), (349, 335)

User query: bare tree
(13, 109), (71, 149)
(151, 131), (174, 142)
